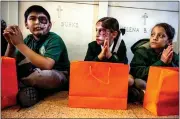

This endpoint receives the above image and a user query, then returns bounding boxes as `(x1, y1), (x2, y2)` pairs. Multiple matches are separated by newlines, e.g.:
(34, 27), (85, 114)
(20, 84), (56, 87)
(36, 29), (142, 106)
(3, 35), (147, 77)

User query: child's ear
(25, 22), (29, 29)
(112, 31), (118, 39)
(48, 22), (52, 31)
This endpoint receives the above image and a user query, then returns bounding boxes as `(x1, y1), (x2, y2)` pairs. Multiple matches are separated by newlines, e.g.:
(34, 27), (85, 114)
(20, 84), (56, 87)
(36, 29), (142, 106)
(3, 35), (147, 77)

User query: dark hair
(1, 19), (8, 56)
(1, 19), (7, 30)
(24, 5), (51, 23)
(152, 23), (175, 42)
(97, 17), (120, 42)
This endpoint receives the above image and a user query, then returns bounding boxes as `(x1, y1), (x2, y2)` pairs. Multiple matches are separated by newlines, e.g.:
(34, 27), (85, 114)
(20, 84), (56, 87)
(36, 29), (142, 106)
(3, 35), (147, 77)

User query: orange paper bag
(1, 57), (18, 109)
(69, 61), (129, 110)
(143, 66), (179, 116)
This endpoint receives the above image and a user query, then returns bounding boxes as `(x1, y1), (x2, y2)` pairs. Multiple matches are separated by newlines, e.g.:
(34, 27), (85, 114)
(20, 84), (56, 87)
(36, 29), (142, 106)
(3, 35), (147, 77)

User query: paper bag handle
(89, 66), (111, 84)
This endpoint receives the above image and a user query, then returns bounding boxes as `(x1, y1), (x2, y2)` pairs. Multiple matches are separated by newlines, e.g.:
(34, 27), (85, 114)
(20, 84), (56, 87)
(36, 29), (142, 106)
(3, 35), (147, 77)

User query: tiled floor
(1, 91), (179, 118)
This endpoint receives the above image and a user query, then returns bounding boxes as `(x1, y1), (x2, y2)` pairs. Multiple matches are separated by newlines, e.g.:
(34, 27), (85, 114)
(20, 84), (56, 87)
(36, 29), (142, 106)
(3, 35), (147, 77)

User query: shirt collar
(30, 32), (50, 44)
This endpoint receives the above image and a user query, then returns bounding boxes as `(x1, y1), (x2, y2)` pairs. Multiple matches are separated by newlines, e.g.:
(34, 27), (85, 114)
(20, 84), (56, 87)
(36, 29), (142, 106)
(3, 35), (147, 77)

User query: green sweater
(130, 39), (179, 81)
(16, 32), (70, 72)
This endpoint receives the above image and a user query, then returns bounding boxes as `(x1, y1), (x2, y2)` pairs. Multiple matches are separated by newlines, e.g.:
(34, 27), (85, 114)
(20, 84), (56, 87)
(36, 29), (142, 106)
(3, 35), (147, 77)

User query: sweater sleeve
(130, 48), (167, 81)
(84, 43), (101, 61)
(171, 52), (179, 67)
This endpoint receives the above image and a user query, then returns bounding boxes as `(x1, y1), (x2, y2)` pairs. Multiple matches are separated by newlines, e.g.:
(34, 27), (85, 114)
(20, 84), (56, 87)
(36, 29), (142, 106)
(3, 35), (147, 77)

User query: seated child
(84, 17), (128, 64)
(84, 17), (142, 102)
(130, 23), (179, 92)
(3, 5), (70, 107)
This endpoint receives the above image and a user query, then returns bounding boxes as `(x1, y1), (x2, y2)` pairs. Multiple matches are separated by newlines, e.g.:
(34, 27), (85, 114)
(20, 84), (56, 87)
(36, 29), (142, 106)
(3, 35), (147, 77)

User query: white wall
(178, 1), (180, 54)
(1, 1), (18, 25)
(108, 2), (179, 11)
(98, 2), (108, 19)
(1, 1), (179, 62)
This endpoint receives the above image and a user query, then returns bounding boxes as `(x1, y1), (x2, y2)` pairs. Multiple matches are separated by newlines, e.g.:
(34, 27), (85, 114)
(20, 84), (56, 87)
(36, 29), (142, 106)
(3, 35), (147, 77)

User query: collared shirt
(16, 32), (70, 71)
(84, 40), (128, 64)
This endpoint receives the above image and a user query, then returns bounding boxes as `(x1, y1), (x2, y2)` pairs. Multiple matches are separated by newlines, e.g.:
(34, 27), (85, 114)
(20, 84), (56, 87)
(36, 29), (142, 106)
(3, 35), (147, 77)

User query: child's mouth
(96, 39), (104, 42)
(97, 36), (105, 40)
(34, 27), (43, 31)
(151, 42), (157, 45)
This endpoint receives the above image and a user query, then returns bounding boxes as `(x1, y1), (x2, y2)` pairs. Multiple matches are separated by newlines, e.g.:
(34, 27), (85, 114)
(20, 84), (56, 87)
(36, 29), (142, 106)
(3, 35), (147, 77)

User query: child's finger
(169, 45), (173, 50)
(3, 32), (10, 40)
(103, 40), (107, 47)
(103, 40), (106, 46)
(165, 45), (170, 50)
(164, 45), (172, 54)
(104, 45), (107, 51)
(162, 49), (168, 56)
(104, 41), (107, 48)
(167, 46), (173, 54)
(107, 39), (109, 47)
(14, 25), (21, 33)
(3, 31), (12, 38)
(167, 51), (173, 63)
(167, 45), (173, 50)
(170, 51), (173, 58)
(6, 26), (16, 33)
(102, 46), (106, 54)
(167, 51), (173, 58)
(3, 32), (12, 43)
(9, 25), (17, 32)
(11, 25), (19, 34)
(4, 28), (15, 35)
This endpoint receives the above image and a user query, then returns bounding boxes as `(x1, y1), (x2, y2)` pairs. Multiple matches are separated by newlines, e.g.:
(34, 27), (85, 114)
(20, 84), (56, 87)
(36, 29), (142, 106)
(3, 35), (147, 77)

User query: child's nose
(96, 31), (100, 36)
(153, 35), (158, 41)
(34, 18), (40, 24)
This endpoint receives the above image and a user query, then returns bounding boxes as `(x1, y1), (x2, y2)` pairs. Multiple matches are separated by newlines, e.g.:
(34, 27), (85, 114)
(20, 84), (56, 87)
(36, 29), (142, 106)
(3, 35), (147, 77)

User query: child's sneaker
(128, 87), (144, 103)
(17, 87), (40, 108)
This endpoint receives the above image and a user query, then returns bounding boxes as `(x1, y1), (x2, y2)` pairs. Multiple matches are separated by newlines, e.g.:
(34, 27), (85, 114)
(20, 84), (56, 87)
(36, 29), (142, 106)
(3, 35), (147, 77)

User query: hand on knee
(128, 74), (134, 87)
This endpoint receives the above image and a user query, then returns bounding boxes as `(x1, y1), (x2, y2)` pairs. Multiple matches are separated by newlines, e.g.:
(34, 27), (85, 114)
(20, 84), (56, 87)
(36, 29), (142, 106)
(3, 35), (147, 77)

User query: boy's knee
(21, 69), (41, 87)
(128, 74), (134, 87)
(135, 79), (146, 90)
(21, 69), (66, 89)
